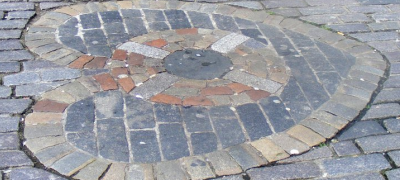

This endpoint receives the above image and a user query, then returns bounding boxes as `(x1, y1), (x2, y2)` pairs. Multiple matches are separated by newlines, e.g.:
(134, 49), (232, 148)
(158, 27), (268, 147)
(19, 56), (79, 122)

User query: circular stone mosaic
(23, 2), (364, 168)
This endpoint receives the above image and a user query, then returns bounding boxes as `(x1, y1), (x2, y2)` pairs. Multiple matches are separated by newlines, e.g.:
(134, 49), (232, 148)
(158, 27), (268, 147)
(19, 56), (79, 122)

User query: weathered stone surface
(155, 161), (188, 180)
(184, 156), (215, 179)
(251, 138), (289, 162)
(0, 116), (20, 132)
(118, 42), (170, 59)
(247, 162), (322, 180)
(388, 151), (400, 167)
(331, 141), (361, 156)
(362, 103), (400, 120)
(356, 134), (400, 153)
(131, 73), (179, 99)
(0, 99), (32, 113)
(0, 86), (11, 98)
(0, 133), (19, 150)
(338, 121), (387, 140)
(224, 70), (281, 93)
(211, 33), (249, 53)
(205, 151), (242, 176)
(0, 151), (33, 168)
(279, 146), (333, 163)
(73, 160), (110, 180)
(10, 168), (67, 180)
(51, 151), (94, 176)
(384, 118), (400, 133)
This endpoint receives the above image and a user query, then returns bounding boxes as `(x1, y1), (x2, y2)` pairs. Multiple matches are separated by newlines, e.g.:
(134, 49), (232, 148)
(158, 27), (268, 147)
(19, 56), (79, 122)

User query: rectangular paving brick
(280, 78), (313, 122)
(155, 161), (188, 180)
(130, 130), (161, 163)
(228, 144), (267, 170)
(130, 73), (179, 100)
(362, 103), (400, 120)
(183, 156), (215, 180)
(95, 91), (124, 119)
(384, 118), (400, 133)
(191, 132), (218, 155)
(0, 62), (20, 73)
(321, 154), (391, 177)
(205, 151), (242, 176)
(262, 0), (308, 8)
(259, 96), (295, 133)
(67, 132), (97, 156)
(51, 151), (94, 176)
(99, 11), (122, 24)
(356, 134), (400, 153)
(331, 141), (361, 156)
(213, 14), (239, 32)
(35, 143), (75, 167)
(143, 9), (165, 22)
(121, 9), (142, 18)
(0, 40), (23, 50)
(154, 104), (182, 123)
(209, 106), (246, 148)
(187, 11), (214, 29)
(236, 103), (272, 141)
(224, 70), (281, 93)
(65, 98), (94, 132)
(159, 123), (189, 160)
(0, 20), (28, 29)
(211, 33), (249, 54)
(0, 150), (33, 168)
(164, 9), (191, 29)
(181, 106), (213, 132)
(279, 146), (332, 163)
(0, 133), (19, 150)
(118, 42), (170, 59)
(125, 96), (155, 129)
(0, 116), (20, 132)
(0, 50), (33, 62)
(97, 118), (129, 162)
(316, 41), (355, 78)
(80, 13), (101, 29)
(351, 32), (398, 42)
(0, 99), (32, 114)
(247, 162), (322, 180)
(338, 120), (386, 141)
(125, 18), (148, 37)
(0, 3), (34, 11)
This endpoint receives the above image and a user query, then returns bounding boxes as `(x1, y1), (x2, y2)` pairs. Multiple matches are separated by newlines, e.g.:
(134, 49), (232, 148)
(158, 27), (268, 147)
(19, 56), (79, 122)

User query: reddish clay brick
(151, 94), (182, 105)
(69, 55), (94, 69)
(201, 86), (234, 96)
(246, 90), (271, 101)
(118, 77), (135, 93)
(94, 73), (118, 90)
(111, 67), (129, 78)
(147, 67), (158, 75)
(176, 28), (198, 35)
(227, 83), (252, 93)
(112, 49), (128, 61)
(235, 48), (248, 56)
(183, 96), (214, 106)
(33, 99), (69, 113)
(145, 39), (167, 48)
(127, 53), (145, 66)
(84, 57), (108, 69)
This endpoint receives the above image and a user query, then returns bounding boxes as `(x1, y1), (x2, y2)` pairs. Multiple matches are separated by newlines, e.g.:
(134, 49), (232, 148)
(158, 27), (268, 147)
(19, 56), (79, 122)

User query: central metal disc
(164, 49), (232, 80)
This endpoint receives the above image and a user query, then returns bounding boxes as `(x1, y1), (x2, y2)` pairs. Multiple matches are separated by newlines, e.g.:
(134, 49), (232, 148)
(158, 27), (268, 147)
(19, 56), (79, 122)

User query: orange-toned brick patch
(246, 90), (271, 101)
(111, 67), (129, 77)
(151, 94), (182, 105)
(69, 55), (94, 69)
(112, 49), (128, 61)
(84, 57), (108, 69)
(127, 53), (145, 66)
(33, 99), (69, 113)
(93, 73), (118, 91)
(145, 39), (168, 48)
(183, 96), (214, 106)
(227, 83), (253, 93)
(201, 86), (234, 96)
(176, 28), (198, 35)
(118, 77), (135, 93)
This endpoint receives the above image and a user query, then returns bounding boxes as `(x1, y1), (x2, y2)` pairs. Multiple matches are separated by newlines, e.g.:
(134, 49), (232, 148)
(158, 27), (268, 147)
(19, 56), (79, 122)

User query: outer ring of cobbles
(23, 1), (386, 179)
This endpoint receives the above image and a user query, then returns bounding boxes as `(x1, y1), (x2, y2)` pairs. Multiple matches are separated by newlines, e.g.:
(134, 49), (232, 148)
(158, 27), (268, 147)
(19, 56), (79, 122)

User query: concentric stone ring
(17, 1), (382, 179)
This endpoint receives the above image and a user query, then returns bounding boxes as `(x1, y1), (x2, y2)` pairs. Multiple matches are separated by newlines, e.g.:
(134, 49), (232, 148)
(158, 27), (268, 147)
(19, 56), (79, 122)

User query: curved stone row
(18, 0), (386, 179)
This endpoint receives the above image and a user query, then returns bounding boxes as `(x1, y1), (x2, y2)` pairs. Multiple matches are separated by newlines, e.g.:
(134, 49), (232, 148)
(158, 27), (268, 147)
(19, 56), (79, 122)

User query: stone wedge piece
(118, 42), (170, 59)
(224, 70), (282, 93)
(211, 33), (250, 53)
(130, 73), (180, 99)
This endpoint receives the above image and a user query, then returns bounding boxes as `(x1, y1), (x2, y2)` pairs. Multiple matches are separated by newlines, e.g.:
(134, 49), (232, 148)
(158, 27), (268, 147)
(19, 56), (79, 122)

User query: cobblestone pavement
(0, 0), (399, 179)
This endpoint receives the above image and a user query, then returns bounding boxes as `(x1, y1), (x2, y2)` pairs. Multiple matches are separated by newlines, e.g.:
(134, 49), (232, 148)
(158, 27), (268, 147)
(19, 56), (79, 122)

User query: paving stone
(328, 23), (370, 33)
(228, 144), (267, 170)
(191, 132), (218, 155)
(248, 161), (321, 180)
(339, 13), (371, 23)
(362, 103), (400, 120)
(338, 121), (387, 141)
(269, 133), (310, 155)
(181, 106), (212, 132)
(125, 96), (155, 129)
(65, 97), (94, 132)
(0, 50), (33, 62)
(251, 138), (289, 162)
(226, 1), (263, 10)
(184, 156), (215, 179)
(374, 89), (400, 103)
(0, 116), (20, 132)
(80, 13), (101, 29)
(388, 151), (400, 167)
(0, 86), (11, 98)
(35, 143), (75, 167)
(279, 146), (333, 163)
(0, 62), (20, 73)
(356, 134), (400, 153)
(287, 125), (326, 146)
(99, 11), (122, 24)
(0, 30), (21, 39)
(259, 96), (295, 133)
(74, 160), (109, 180)
(384, 118), (400, 133)
(102, 163), (127, 180)
(159, 123), (190, 160)
(187, 11), (214, 29)
(205, 151), (242, 176)
(40, 2), (72, 10)
(9, 168), (66, 180)
(0, 3), (34, 11)
(0, 40), (22, 50)
(321, 101), (359, 121)
(25, 136), (65, 153)
(209, 106), (246, 148)
(236, 103), (272, 141)
(94, 91), (124, 119)
(0, 99), (32, 114)
(51, 151), (94, 176)
(351, 32), (398, 42)
(0, 151), (33, 168)
(300, 118), (339, 138)
(59, 36), (87, 54)
(25, 123), (63, 139)
(130, 130), (161, 163)
(224, 70), (281, 93)
(298, 6), (345, 15)
(0, 133), (18, 150)
(3, 72), (40, 86)
(164, 9), (191, 29)
(315, 172), (385, 180)
(386, 169), (400, 180)
(67, 132), (97, 155)
(40, 68), (80, 82)
(155, 161), (187, 180)
(212, 14), (239, 32)
(321, 154), (391, 177)
(368, 41), (399, 52)
(211, 33), (249, 53)
(119, 42), (170, 59)
(25, 112), (62, 125)
(124, 164), (154, 180)
(331, 141), (361, 156)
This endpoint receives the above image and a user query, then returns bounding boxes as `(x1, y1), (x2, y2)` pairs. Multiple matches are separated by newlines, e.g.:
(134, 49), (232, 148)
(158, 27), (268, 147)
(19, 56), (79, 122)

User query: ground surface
(0, 0), (399, 179)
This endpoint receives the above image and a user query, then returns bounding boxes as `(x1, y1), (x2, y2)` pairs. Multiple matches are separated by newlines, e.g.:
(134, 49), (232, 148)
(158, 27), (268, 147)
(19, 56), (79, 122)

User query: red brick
(85, 57), (107, 69)
(246, 90), (271, 101)
(111, 67), (129, 78)
(151, 94), (182, 105)
(201, 86), (234, 96)
(112, 49), (128, 61)
(176, 28), (198, 35)
(68, 55), (94, 69)
(118, 77), (135, 93)
(127, 53), (145, 66)
(183, 96), (214, 106)
(227, 83), (252, 93)
(145, 39), (167, 48)
(33, 99), (69, 113)
(93, 73), (118, 91)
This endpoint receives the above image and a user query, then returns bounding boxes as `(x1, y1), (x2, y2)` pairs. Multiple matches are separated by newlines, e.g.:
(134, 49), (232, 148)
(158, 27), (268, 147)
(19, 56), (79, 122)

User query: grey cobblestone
(0, 150), (33, 168)
(356, 133), (400, 153)
(388, 151), (400, 167)
(0, 132), (19, 150)
(0, 50), (33, 61)
(0, 3), (34, 11)
(7, 11), (35, 19)
(3, 72), (41, 86)
(350, 32), (399, 42)
(0, 40), (23, 50)
(384, 118), (400, 133)
(0, 116), (20, 132)
(386, 169), (400, 180)
(9, 168), (66, 180)
(247, 162), (322, 180)
(0, 86), (11, 98)
(331, 141), (361, 156)
(362, 103), (400, 120)
(0, 99), (32, 114)
(338, 121), (387, 140)
(50, 151), (94, 176)
(279, 146), (333, 163)
(0, 30), (21, 39)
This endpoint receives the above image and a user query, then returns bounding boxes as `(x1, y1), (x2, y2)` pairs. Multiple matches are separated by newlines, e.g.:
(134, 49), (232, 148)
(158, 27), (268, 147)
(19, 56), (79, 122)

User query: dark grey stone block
(121, 9), (142, 18)
(148, 22), (170, 31)
(0, 30), (21, 39)
(164, 9), (191, 29)
(331, 141), (361, 156)
(247, 162), (322, 179)
(0, 3), (34, 11)
(95, 91), (124, 119)
(236, 103), (272, 140)
(328, 23), (370, 33)
(58, 17), (78, 37)
(0, 40), (23, 50)
(350, 32), (398, 42)
(100, 11), (122, 23)
(235, 17), (257, 29)
(10, 168), (67, 180)
(279, 146), (333, 163)
(386, 169), (400, 180)
(67, 132), (97, 156)
(0, 151), (33, 168)
(315, 172), (385, 180)
(182, 106), (213, 132)
(374, 89), (400, 104)
(300, 47), (335, 71)
(125, 96), (155, 129)
(154, 104), (182, 123)
(143, 9), (165, 22)
(384, 118), (400, 133)
(362, 103), (400, 120)
(80, 13), (101, 29)
(159, 123), (189, 160)
(0, 116), (20, 132)
(240, 29), (268, 45)
(125, 18), (148, 37)
(40, 68), (80, 81)
(317, 72), (341, 95)
(65, 97), (95, 132)
(130, 130), (161, 163)
(97, 118), (129, 162)
(356, 134), (400, 153)
(213, 14), (239, 32)
(191, 132), (218, 155)
(0, 99), (32, 114)
(187, 11), (214, 29)
(316, 41), (355, 78)
(283, 29), (315, 48)
(0, 50), (33, 62)
(338, 121), (387, 140)
(0, 86), (11, 98)
(87, 45), (112, 57)
(259, 96), (295, 132)
(388, 151), (400, 167)
(0, 133), (19, 150)
(60, 36), (87, 54)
